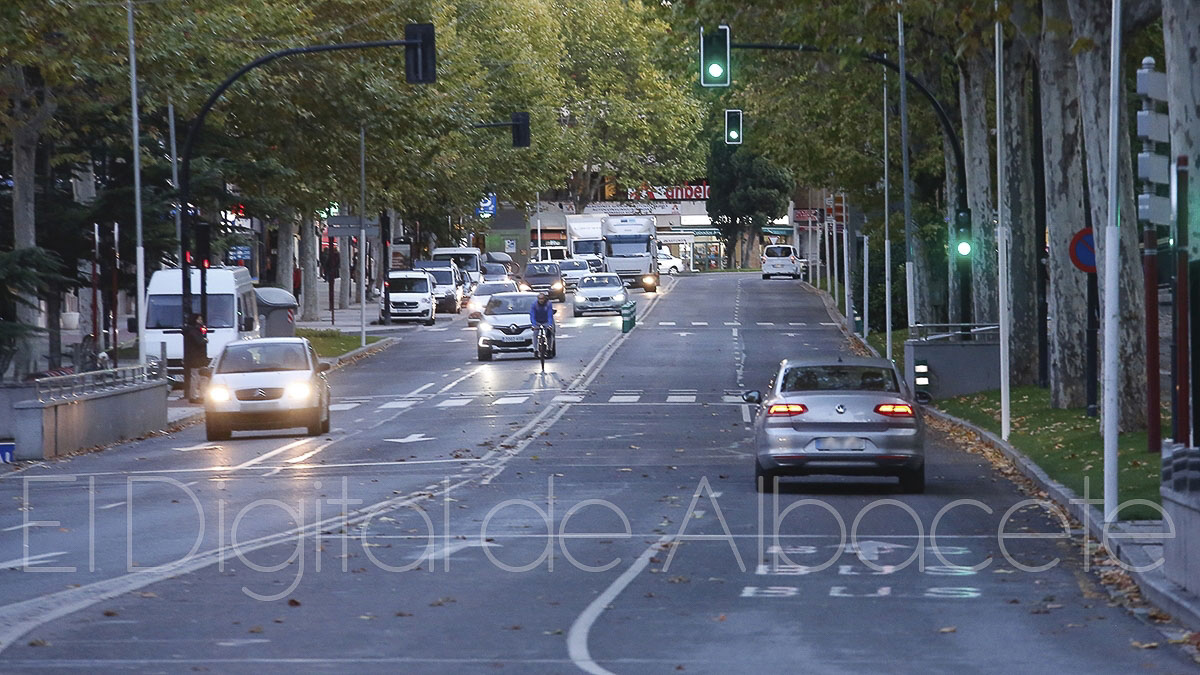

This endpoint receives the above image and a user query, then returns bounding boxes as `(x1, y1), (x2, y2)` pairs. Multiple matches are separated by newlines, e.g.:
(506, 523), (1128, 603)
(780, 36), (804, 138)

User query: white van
(144, 267), (260, 380)
(381, 269), (437, 325)
(431, 247), (482, 285)
(761, 244), (802, 279)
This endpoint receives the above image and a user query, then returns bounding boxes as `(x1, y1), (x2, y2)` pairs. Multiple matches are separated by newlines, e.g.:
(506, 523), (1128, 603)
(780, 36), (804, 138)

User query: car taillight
(875, 403), (914, 417)
(767, 403), (808, 416)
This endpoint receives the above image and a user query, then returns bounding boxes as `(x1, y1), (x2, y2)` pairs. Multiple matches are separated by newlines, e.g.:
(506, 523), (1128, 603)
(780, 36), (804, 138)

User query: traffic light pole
(176, 37), (426, 395)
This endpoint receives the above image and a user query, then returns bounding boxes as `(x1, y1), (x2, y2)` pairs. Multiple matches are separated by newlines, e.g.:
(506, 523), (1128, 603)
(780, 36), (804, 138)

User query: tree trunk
(1004, 42), (1041, 386)
(945, 137), (961, 324)
(275, 215), (295, 295)
(11, 126), (41, 379)
(1163, 0), (1199, 263)
(300, 220), (320, 321)
(45, 289), (61, 370)
(959, 50), (997, 323)
(1067, 0), (1148, 432)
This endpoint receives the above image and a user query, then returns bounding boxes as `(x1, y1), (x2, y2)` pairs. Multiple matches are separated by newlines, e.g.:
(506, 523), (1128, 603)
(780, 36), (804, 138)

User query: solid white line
(229, 438), (314, 471)
(284, 437), (341, 464)
(98, 501), (126, 511)
(438, 366), (484, 394)
(567, 535), (672, 675)
(406, 383), (435, 397)
(0, 552), (67, 569)
(741, 404), (752, 423)
(1, 523), (37, 532)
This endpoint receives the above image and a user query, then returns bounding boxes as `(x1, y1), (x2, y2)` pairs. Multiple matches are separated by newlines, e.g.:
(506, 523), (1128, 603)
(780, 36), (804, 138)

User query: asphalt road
(0, 273), (1194, 673)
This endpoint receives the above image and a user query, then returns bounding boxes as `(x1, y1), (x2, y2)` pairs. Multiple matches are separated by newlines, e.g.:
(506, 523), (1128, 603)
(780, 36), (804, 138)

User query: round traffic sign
(1069, 228), (1096, 274)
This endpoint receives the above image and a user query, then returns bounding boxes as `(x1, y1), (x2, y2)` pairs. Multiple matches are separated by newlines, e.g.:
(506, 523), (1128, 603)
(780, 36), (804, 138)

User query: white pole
(883, 63), (893, 361)
(898, 5), (917, 328)
(1102, 0), (1123, 524)
(358, 125), (367, 349)
(126, 0), (146, 365)
(833, 208), (841, 307)
(863, 235), (869, 339)
(824, 196), (832, 292)
(535, 191), (542, 261)
(843, 225), (852, 330)
(168, 101), (182, 264)
(996, 2), (1011, 441)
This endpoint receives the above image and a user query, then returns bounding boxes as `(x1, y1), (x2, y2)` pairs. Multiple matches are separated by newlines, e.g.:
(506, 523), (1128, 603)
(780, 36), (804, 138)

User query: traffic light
(511, 111), (530, 147)
(699, 25), (731, 87)
(954, 209), (971, 256)
(405, 23), (436, 84)
(724, 109), (742, 144)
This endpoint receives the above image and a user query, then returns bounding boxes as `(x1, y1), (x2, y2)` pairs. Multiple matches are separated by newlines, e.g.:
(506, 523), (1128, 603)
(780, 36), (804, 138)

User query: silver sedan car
(572, 273), (628, 316)
(743, 356), (926, 493)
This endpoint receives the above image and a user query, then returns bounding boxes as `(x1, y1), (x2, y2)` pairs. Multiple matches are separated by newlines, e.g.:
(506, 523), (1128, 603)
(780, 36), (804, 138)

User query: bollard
(621, 301), (637, 334)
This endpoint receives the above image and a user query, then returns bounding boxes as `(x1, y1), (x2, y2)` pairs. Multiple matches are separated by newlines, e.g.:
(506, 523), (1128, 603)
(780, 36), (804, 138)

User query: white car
(202, 338), (332, 441)
(556, 258), (591, 290)
(762, 244), (801, 279)
(476, 292), (556, 361)
(657, 250), (685, 275)
(466, 280), (520, 326)
(573, 274), (627, 316)
(380, 270), (436, 325)
(414, 264), (464, 313)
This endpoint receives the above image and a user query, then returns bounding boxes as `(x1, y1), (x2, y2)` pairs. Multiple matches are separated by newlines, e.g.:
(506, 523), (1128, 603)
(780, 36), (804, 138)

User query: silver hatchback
(743, 356), (925, 493)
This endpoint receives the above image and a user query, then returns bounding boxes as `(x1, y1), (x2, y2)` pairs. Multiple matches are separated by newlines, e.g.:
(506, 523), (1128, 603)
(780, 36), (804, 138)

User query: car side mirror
(126, 317), (137, 333)
(742, 390), (762, 405)
(318, 362), (331, 373)
(198, 366), (212, 378)
(914, 391), (933, 405)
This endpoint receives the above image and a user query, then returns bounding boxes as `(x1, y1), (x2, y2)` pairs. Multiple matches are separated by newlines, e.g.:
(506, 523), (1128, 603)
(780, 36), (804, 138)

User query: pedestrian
(293, 265), (302, 300)
(182, 313), (208, 403)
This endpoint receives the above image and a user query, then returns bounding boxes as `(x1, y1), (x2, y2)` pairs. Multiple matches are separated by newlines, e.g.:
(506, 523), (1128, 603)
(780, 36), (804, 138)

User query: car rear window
(781, 366), (899, 393)
(764, 246), (794, 258)
(475, 282), (517, 295)
(558, 260), (588, 270)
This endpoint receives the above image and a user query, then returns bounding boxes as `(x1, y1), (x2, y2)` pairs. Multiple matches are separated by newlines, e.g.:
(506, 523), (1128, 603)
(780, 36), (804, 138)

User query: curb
(161, 337), (401, 432)
(823, 288), (1200, 631)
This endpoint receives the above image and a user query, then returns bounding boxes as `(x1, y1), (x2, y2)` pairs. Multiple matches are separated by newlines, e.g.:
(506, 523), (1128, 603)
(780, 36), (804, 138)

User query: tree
(706, 138), (792, 269)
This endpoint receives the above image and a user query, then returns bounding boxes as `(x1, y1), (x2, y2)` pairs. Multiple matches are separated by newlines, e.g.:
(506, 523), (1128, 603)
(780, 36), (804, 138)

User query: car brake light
(875, 403), (914, 417)
(767, 403), (808, 416)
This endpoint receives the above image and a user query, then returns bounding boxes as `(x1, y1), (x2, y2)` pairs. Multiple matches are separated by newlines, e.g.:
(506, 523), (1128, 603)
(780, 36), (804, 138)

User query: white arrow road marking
(174, 443), (220, 452)
(385, 433), (435, 444)
(0, 552), (67, 569)
(784, 333), (799, 337)
(446, 338), (465, 343)
(229, 438), (315, 471)
(416, 539), (501, 561)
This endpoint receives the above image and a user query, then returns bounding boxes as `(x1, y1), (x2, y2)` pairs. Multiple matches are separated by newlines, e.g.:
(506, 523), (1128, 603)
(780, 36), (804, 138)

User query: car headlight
(285, 381), (313, 400)
(518, 283), (531, 291)
(574, 293), (586, 303)
(468, 301), (483, 313)
(207, 385), (231, 402)
(551, 281), (563, 290)
(642, 275), (655, 285)
(613, 291), (626, 302)
(478, 319), (492, 330)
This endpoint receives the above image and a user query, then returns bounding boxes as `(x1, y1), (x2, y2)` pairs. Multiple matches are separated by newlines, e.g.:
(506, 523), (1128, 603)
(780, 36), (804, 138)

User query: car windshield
(558, 260), (587, 271)
(579, 276), (621, 288)
(426, 269), (453, 285)
(607, 235), (651, 257)
(387, 277), (429, 293)
(146, 294), (235, 329)
(485, 295), (536, 315)
(217, 343), (310, 373)
(481, 263), (507, 275)
(764, 246), (793, 258)
(525, 263), (559, 276)
(780, 366), (900, 393)
(475, 282), (517, 296)
(573, 240), (603, 255)
(433, 253), (479, 272)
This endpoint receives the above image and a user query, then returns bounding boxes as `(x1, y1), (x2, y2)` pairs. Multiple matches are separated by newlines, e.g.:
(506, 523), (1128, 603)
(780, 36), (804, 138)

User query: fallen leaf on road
(630, 445), (640, 449)
(715, 614), (727, 622)
(668, 576), (689, 584)
(27, 638), (47, 647)
(248, 626), (263, 634)
(287, 599), (301, 607)
(102, 610), (118, 617)
(938, 626), (957, 633)
(1130, 640), (1159, 649)
(543, 629), (564, 635)
(395, 612), (413, 617)
(138, 592), (157, 598)
(1148, 609), (1171, 623)
(618, 468), (632, 472)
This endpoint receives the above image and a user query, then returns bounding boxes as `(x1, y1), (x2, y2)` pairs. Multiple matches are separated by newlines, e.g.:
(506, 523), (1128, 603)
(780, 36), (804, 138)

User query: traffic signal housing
(954, 209), (972, 256)
(405, 23), (436, 84)
(511, 111), (530, 148)
(725, 109), (742, 145)
(700, 25), (731, 87)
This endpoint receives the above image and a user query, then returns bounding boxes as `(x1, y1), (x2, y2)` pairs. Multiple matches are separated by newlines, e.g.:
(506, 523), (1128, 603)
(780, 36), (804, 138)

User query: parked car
(466, 279), (519, 326)
(202, 337), (332, 441)
(743, 356), (925, 493)
(413, 261), (465, 313)
(520, 261), (566, 301)
(572, 274), (627, 317)
(476, 292), (556, 361)
(656, 249), (685, 275)
(380, 270), (436, 325)
(556, 258), (591, 290)
(761, 244), (801, 279)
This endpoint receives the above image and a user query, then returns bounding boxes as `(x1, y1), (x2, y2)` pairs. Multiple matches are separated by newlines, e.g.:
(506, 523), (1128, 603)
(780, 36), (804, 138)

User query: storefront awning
(762, 226), (793, 236)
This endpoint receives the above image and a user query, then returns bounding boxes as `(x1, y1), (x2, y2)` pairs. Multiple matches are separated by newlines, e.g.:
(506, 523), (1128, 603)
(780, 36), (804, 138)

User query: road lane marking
(1, 523), (39, 532)
(789, 322), (807, 326)
(757, 321), (774, 326)
(665, 395), (695, 403)
(724, 321), (740, 326)
(607, 395), (640, 403)
(0, 552), (68, 570)
(328, 403), (361, 411)
(567, 535), (673, 675)
(379, 400), (418, 410)
(658, 321), (676, 326)
(435, 398), (472, 408)
(554, 394), (584, 403)
(406, 383), (435, 397)
(493, 396), (529, 405)
(742, 404), (752, 423)
(437, 366), (485, 394)
(98, 501), (125, 511)
(384, 433), (435, 444)
(229, 438), (314, 471)
(691, 321), (708, 326)
(173, 443), (220, 452)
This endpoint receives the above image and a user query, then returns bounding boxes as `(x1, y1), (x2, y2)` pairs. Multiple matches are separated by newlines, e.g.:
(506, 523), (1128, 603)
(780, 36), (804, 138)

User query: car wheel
(573, 308), (582, 318)
(667, 267), (678, 275)
(899, 466), (925, 493)
(762, 274), (769, 280)
(424, 317), (436, 326)
(320, 398), (331, 434)
(754, 462), (776, 493)
(306, 407), (323, 436)
(477, 347), (493, 361)
(205, 414), (230, 442)
(792, 273), (800, 280)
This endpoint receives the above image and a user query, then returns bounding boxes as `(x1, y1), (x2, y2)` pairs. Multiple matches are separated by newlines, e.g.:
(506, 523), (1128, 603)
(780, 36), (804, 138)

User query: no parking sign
(1069, 228), (1096, 274)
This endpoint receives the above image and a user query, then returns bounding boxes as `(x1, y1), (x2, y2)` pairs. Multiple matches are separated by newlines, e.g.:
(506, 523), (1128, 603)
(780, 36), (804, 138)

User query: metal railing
(909, 323), (1000, 342)
(35, 362), (165, 402)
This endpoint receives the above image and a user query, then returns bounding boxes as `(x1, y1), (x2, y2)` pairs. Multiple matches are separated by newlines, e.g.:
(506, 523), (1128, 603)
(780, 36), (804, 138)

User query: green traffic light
(957, 241), (972, 256)
(728, 129), (739, 140)
(708, 62), (724, 79)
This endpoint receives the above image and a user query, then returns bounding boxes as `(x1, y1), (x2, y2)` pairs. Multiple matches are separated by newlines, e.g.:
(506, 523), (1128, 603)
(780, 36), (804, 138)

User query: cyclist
(529, 292), (555, 358)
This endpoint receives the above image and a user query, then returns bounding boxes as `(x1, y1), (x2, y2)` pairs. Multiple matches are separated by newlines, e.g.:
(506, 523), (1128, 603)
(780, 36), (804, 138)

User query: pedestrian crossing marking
(554, 394), (584, 403)
(608, 395), (641, 403)
(691, 321), (709, 326)
(666, 395), (696, 403)
(493, 396), (529, 405)
(722, 395), (744, 402)
(659, 321), (676, 326)
(436, 398), (472, 407)
(379, 400), (418, 409)
(724, 321), (741, 326)
(329, 403), (361, 411)
(757, 322), (775, 326)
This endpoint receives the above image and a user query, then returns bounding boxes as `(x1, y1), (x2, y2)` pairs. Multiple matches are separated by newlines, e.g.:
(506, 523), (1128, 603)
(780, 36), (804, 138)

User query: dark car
(520, 262), (566, 301)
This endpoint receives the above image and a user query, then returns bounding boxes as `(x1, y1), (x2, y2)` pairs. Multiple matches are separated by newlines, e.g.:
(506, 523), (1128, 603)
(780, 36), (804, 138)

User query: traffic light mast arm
(727, 42), (968, 215)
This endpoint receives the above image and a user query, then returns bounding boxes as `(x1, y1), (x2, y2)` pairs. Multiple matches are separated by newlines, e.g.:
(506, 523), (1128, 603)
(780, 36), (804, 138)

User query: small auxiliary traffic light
(511, 111), (530, 148)
(725, 109), (742, 145)
(405, 23), (437, 84)
(700, 25), (731, 87)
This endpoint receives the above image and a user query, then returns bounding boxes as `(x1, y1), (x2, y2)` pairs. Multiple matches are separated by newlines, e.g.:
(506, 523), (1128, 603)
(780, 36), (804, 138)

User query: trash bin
(620, 301), (637, 333)
(254, 287), (298, 337)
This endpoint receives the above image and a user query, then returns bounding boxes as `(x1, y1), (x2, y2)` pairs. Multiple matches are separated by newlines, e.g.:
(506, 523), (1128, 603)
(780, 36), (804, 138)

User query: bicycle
(533, 324), (552, 372)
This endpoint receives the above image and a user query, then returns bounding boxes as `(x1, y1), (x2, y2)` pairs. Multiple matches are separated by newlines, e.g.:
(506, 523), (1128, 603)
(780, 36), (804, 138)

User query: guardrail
(908, 323), (1000, 342)
(35, 362), (165, 402)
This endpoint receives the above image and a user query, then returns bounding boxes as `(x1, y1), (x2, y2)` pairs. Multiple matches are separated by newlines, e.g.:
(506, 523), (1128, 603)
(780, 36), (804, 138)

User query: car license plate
(500, 335), (524, 343)
(815, 437), (866, 451)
